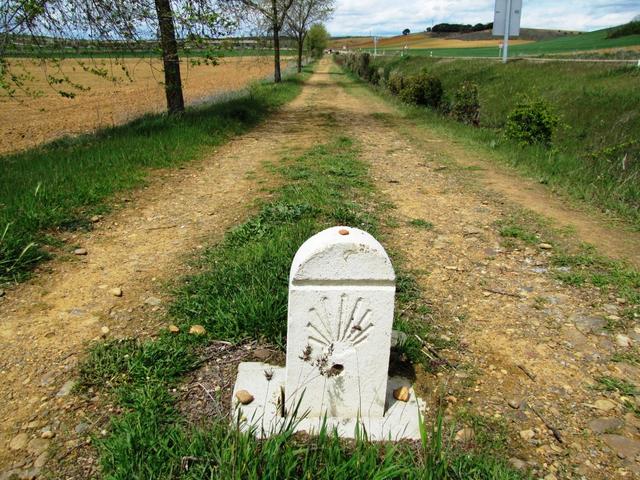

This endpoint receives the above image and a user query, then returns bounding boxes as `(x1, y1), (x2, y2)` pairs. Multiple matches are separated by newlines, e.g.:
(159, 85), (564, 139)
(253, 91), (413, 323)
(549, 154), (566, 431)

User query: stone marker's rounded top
(290, 226), (395, 284)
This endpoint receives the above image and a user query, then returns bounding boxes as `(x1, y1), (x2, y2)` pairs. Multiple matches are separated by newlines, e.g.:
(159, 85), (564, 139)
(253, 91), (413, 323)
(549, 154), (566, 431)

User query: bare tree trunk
(296, 32), (303, 73)
(273, 24), (282, 83)
(154, 0), (185, 114)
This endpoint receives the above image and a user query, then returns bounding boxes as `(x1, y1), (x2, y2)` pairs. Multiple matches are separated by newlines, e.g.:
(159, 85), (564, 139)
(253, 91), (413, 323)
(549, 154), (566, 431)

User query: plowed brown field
(0, 56), (283, 155)
(330, 34), (532, 50)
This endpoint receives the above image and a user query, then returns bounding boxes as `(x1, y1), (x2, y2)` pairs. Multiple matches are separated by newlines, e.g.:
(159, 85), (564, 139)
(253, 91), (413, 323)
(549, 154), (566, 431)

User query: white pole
(502, 0), (512, 63)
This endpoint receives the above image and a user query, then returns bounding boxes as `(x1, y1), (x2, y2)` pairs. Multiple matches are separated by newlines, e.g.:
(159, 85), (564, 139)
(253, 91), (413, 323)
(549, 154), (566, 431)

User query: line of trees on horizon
(0, 0), (334, 114)
(429, 22), (493, 33)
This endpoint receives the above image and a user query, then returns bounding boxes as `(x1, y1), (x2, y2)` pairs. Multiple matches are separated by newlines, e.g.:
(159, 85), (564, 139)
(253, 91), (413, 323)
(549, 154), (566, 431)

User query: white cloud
(326, 0), (639, 36)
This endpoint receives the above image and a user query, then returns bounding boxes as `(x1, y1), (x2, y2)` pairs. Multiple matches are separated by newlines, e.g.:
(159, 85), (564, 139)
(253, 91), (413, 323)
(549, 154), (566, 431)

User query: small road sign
(493, 0), (523, 63)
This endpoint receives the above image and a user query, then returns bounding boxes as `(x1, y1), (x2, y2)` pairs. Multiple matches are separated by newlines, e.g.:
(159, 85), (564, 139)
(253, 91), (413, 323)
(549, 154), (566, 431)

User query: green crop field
(365, 28), (640, 58)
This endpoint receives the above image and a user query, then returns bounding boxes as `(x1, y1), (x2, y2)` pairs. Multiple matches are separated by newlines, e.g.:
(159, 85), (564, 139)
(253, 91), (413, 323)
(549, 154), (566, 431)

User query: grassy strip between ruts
(0, 65), (310, 284)
(75, 138), (525, 479)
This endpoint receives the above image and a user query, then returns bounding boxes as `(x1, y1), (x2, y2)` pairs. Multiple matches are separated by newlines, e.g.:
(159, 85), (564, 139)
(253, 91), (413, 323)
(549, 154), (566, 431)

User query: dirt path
(394, 122), (640, 269)
(2, 58), (639, 479)
(330, 65), (640, 478)
(0, 71), (331, 475)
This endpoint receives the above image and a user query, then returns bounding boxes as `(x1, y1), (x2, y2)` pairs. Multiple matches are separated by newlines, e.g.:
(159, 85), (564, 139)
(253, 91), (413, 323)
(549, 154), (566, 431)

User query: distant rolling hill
(330, 26), (640, 58)
(328, 28), (577, 51)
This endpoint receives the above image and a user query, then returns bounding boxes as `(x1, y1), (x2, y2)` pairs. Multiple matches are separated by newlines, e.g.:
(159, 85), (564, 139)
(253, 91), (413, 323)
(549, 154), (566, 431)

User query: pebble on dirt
(236, 390), (254, 405)
(145, 296), (162, 306)
(454, 428), (474, 442)
(100, 326), (110, 337)
(508, 398), (522, 409)
(74, 248), (88, 256)
(27, 437), (49, 455)
(587, 417), (624, 434)
(253, 348), (272, 361)
(538, 243), (553, 250)
(110, 287), (123, 297)
(9, 432), (28, 450)
(168, 325), (180, 334)
(34, 452), (48, 468)
(615, 334), (632, 348)
(519, 429), (535, 441)
(189, 325), (206, 335)
(594, 399), (617, 412)
(393, 386), (410, 402)
(601, 434), (640, 460)
(56, 380), (76, 397)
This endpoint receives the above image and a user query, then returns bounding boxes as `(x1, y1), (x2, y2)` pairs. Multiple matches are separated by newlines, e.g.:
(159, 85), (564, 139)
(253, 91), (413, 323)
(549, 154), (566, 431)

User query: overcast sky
(327, 0), (639, 36)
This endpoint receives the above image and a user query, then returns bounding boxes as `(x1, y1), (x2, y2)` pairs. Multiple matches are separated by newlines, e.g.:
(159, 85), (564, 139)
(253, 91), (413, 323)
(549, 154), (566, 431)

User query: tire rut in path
(398, 122), (640, 270)
(0, 69), (333, 473)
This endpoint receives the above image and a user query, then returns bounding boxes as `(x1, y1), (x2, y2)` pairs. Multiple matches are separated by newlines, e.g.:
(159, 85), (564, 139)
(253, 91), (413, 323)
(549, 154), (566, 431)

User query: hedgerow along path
(0, 58), (639, 479)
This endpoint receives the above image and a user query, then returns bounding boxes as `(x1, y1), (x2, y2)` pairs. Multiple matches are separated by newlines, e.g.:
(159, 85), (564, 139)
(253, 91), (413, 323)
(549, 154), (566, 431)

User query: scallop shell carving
(306, 294), (373, 349)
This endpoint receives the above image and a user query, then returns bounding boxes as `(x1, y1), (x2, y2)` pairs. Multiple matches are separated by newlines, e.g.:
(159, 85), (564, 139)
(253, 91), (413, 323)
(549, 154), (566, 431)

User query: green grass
(497, 218), (540, 245)
(490, 211), (639, 309)
(0, 68), (310, 283)
(368, 28), (640, 58)
(612, 349), (640, 366)
(75, 138), (523, 479)
(362, 55), (640, 227)
(409, 218), (434, 229)
(595, 376), (638, 396)
(551, 245), (640, 305)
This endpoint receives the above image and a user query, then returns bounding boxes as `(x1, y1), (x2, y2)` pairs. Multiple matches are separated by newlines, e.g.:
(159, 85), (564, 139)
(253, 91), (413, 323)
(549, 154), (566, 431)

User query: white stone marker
(286, 226), (395, 419)
(232, 226), (423, 440)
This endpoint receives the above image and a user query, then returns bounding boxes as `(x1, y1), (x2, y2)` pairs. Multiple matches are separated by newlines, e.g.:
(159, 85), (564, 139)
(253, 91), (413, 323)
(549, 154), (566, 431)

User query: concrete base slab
(232, 362), (424, 441)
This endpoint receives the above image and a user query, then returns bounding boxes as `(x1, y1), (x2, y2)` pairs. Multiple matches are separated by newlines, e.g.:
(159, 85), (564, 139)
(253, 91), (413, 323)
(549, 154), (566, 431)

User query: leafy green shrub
(607, 21), (640, 39)
(505, 97), (559, 146)
(370, 68), (381, 85)
(382, 65), (393, 84)
(399, 72), (443, 108)
(387, 71), (405, 95)
(451, 81), (480, 126)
